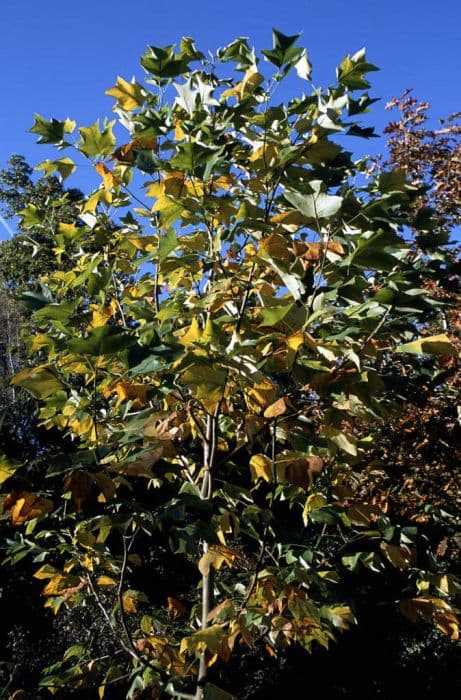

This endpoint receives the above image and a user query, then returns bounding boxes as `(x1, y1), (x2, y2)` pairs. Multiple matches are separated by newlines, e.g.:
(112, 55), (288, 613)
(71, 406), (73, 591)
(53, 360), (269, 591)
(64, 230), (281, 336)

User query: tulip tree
(2, 31), (459, 699)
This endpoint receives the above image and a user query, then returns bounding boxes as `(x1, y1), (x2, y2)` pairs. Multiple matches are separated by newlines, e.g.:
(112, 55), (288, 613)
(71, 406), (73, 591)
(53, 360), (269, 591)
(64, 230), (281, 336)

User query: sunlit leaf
(106, 76), (144, 110)
(12, 366), (64, 399)
(397, 334), (458, 356)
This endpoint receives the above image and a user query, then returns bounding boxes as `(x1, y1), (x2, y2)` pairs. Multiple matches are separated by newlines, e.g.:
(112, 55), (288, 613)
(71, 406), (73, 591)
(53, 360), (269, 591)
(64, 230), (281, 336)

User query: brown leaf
(259, 233), (292, 262)
(63, 471), (94, 512)
(283, 455), (325, 489)
(111, 448), (163, 479)
(111, 137), (157, 164)
(347, 502), (382, 527)
(399, 597), (459, 639)
(380, 542), (415, 569)
(4, 492), (53, 525)
(93, 473), (117, 503)
(167, 596), (188, 618)
(263, 396), (295, 419)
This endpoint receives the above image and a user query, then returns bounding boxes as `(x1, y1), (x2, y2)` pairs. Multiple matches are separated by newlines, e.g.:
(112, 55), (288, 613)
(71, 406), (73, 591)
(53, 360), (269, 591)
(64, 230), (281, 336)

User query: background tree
(0, 154), (83, 460)
(0, 154), (82, 291)
(0, 158), (87, 698)
(1, 33), (459, 700)
(377, 91), (461, 241)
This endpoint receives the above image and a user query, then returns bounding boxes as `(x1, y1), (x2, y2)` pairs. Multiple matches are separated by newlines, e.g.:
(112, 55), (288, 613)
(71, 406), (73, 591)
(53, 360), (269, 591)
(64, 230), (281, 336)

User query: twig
(86, 573), (138, 662)
(241, 418), (278, 608)
(117, 532), (142, 661)
(357, 305), (392, 357)
(111, 271), (128, 328)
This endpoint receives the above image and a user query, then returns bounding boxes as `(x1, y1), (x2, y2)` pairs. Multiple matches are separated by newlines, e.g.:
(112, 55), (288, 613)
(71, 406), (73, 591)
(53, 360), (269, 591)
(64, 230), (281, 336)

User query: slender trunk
(195, 409), (218, 699)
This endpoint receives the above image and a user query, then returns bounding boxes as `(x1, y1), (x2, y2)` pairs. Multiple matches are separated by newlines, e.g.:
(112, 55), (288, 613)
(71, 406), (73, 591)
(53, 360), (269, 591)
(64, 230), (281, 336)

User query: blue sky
(0, 0), (459, 237)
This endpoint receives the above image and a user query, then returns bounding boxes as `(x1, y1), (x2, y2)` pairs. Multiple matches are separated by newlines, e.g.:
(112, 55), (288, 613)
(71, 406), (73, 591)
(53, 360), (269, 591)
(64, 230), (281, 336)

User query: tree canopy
(1, 31), (459, 700)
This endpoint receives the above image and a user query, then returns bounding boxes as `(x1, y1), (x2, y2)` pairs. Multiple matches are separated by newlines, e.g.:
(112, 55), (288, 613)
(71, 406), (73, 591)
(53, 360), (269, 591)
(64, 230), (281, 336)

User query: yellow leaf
(63, 470), (94, 511)
(174, 115), (186, 140)
(249, 143), (279, 167)
(111, 137), (157, 164)
(89, 299), (117, 328)
(93, 472), (117, 503)
(245, 378), (277, 413)
(249, 454), (273, 482)
(179, 624), (226, 660)
(211, 174), (235, 191)
(146, 171), (199, 199)
(12, 366), (64, 399)
(179, 318), (202, 346)
(397, 334), (458, 356)
(180, 364), (227, 411)
(122, 589), (149, 614)
(104, 381), (148, 408)
(95, 162), (115, 190)
(347, 502), (381, 526)
(105, 76), (144, 110)
(112, 447), (163, 479)
(98, 666), (124, 699)
(222, 67), (263, 101)
(97, 576), (117, 586)
(198, 545), (240, 577)
(126, 234), (157, 251)
(69, 414), (97, 441)
(151, 195), (184, 227)
(58, 222), (81, 239)
(270, 210), (307, 231)
(83, 188), (112, 212)
(34, 564), (61, 580)
(302, 493), (328, 525)
(286, 333), (305, 352)
(277, 452), (325, 489)
(0, 454), (22, 486)
(43, 575), (84, 598)
(327, 605), (356, 630)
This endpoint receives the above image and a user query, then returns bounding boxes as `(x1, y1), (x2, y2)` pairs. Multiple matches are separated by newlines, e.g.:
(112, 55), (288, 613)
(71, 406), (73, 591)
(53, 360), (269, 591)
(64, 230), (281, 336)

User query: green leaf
(34, 300), (79, 323)
(20, 289), (53, 311)
(78, 119), (116, 158)
(259, 303), (294, 327)
(19, 204), (45, 227)
(140, 44), (189, 80)
(323, 426), (358, 456)
(378, 168), (414, 193)
(284, 181), (342, 221)
(179, 36), (205, 61)
(262, 29), (302, 69)
(29, 114), (75, 144)
(204, 684), (237, 700)
(170, 142), (216, 173)
(67, 327), (135, 356)
(337, 48), (379, 90)
(36, 157), (77, 180)
(158, 228), (178, 261)
(272, 29), (302, 52)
